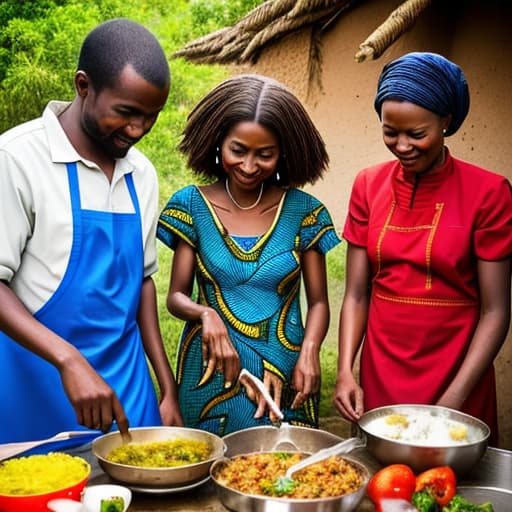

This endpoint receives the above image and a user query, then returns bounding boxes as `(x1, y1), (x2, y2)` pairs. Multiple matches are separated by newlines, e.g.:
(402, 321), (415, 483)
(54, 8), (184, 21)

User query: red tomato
(367, 464), (416, 511)
(415, 465), (457, 506)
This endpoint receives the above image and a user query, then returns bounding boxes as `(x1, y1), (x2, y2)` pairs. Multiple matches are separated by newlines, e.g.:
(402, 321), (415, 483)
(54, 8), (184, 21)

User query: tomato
(415, 465), (456, 506)
(367, 464), (416, 511)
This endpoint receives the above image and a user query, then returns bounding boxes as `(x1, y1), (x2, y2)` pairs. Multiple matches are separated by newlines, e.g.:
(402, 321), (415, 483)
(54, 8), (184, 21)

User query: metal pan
(91, 426), (224, 489)
(210, 451), (370, 512)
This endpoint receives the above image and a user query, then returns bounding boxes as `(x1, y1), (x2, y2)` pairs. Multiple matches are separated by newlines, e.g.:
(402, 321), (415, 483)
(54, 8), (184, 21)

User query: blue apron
(0, 162), (161, 443)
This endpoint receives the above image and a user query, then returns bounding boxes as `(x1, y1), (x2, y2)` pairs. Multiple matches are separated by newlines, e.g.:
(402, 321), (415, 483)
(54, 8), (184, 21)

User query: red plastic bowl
(0, 467), (90, 512)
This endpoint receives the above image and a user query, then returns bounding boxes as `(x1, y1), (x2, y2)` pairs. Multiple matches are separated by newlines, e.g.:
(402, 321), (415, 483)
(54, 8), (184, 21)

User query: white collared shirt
(0, 101), (159, 313)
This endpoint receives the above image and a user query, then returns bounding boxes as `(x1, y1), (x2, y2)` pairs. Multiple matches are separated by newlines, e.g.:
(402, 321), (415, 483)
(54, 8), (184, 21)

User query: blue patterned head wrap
(374, 52), (470, 136)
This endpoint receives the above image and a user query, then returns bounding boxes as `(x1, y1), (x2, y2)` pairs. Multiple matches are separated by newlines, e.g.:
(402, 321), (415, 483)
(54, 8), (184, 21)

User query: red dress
(343, 150), (512, 444)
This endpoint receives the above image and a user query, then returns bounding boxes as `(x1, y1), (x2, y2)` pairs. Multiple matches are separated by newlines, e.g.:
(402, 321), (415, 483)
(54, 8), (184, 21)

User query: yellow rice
(106, 438), (212, 468)
(0, 452), (90, 496)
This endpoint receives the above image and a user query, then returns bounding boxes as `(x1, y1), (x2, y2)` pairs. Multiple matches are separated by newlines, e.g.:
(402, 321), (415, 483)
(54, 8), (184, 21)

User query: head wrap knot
(374, 52), (470, 136)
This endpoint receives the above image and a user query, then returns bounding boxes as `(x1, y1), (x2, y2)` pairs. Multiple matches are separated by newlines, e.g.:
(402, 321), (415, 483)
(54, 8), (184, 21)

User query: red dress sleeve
(343, 169), (370, 247)
(473, 176), (512, 260)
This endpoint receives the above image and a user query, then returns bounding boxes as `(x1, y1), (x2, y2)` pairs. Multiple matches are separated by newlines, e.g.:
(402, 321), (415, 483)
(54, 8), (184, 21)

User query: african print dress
(157, 185), (341, 435)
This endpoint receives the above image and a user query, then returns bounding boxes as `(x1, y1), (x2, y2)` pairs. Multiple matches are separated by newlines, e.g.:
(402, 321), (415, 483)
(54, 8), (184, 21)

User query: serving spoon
(0, 430), (100, 461)
(238, 369), (300, 451)
(272, 436), (365, 495)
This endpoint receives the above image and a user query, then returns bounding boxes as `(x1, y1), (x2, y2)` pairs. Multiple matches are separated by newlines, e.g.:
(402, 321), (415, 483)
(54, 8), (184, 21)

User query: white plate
(127, 475), (210, 494)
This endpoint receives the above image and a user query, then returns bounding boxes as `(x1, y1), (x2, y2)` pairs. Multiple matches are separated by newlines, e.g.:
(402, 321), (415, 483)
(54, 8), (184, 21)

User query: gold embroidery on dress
(376, 292), (476, 307)
(376, 201), (445, 289)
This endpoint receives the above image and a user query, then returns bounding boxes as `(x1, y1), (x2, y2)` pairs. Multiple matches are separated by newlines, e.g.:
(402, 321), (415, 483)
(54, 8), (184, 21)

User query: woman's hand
(240, 369), (284, 423)
(291, 342), (321, 409)
(159, 391), (184, 426)
(198, 308), (240, 388)
(333, 370), (364, 422)
(239, 369), (283, 423)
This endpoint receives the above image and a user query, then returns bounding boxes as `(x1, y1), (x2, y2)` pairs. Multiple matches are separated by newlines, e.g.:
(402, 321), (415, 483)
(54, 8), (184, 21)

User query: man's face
(81, 64), (169, 159)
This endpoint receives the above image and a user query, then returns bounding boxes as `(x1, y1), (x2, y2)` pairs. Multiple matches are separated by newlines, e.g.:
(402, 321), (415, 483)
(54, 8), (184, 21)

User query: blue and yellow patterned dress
(157, 185), (341, 435)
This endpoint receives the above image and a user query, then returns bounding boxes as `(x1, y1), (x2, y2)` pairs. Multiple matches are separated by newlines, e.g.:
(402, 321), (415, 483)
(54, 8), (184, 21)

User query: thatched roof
(174, 0), (432, 65)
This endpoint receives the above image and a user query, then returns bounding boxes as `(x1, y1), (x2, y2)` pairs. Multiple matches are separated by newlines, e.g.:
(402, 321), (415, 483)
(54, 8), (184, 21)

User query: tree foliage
(0, 0), (259, 133)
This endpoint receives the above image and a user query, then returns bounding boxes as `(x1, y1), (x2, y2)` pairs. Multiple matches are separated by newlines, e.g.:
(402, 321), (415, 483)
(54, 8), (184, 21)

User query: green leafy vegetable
(412, 490), (440, 512)
(442, 494), (494, 511)
(100, 496), (124, 512)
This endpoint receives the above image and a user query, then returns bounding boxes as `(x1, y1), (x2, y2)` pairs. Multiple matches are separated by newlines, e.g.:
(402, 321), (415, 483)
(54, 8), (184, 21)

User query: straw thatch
(174, 0), (433, 65)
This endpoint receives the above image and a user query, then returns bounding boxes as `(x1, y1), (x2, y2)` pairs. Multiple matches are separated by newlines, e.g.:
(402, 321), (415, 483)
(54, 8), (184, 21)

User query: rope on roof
(173, 0), (433, 65)
(355, 0), (432, 62)
(240, 6), (341, 62)
(173, 0), (354, 64)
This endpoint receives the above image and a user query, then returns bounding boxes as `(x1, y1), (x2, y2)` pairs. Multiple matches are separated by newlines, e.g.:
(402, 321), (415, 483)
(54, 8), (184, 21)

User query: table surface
(75, 443), (512, 512)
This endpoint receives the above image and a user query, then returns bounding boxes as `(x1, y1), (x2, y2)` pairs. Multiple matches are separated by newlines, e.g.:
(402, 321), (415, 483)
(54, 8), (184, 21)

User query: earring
(442, 129), (447, 135)
(276, 172), (280, 182)
(215, 146), (220, 165)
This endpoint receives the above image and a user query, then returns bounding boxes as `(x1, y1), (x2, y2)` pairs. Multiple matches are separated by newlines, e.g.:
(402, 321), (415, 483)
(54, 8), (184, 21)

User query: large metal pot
(210, 452), (369, 512)
(91, 426), (224, 489)
(357, 404), (490, 475)
(211, 425), (372, 511)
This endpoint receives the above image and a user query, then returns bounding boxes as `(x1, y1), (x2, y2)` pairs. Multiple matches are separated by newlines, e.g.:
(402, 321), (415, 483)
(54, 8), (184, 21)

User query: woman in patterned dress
(157, 74), (341, 435)
(334, 52), (512, 445)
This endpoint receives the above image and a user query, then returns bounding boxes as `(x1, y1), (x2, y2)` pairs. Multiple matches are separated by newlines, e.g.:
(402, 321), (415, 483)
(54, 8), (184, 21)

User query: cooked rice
(214, 452), (364, 499)
(0, 452), (90, 496)
(366, 411), (472, 445)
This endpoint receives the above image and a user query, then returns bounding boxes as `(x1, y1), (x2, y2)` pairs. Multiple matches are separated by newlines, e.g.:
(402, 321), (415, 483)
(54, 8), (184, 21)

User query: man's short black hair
(78, 18), (170, 91)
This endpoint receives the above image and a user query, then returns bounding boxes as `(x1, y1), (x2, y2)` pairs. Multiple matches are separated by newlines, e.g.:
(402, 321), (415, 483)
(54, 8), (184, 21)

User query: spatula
(272, 436), (365, 495)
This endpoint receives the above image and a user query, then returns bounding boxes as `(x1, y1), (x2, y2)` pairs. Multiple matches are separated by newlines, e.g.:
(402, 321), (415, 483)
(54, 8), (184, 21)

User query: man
(0, 18), (183, 443)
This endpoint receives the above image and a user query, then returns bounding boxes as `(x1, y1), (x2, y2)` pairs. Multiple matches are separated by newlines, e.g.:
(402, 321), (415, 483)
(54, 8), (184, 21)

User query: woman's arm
(137, 276), (183, 426)
(167, 240), (240, 388)
(333, 243), (372, 421)
(437, 258), (511, 408)
(290, 249), (330, 409)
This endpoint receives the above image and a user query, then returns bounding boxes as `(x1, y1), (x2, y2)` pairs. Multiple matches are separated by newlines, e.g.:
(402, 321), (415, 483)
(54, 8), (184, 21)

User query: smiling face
(221, 121), (280, 190)
(80, 64), (169, 159)
(381, 100), (451, 174)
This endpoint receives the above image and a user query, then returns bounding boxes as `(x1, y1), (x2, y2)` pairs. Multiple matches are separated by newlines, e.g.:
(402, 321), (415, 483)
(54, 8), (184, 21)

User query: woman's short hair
(179, 74), (329, 187)
(78, 18), (170, 92)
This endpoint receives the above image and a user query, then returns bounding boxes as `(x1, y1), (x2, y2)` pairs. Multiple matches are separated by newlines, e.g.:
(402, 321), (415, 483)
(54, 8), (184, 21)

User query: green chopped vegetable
(100, 496), (124, 512)
(441, 494), (494, 511)
(412, 490), (440, 512)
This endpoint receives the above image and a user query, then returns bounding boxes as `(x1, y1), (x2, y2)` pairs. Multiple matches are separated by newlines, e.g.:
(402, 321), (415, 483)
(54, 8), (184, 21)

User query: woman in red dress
(333, 52), (512, 445)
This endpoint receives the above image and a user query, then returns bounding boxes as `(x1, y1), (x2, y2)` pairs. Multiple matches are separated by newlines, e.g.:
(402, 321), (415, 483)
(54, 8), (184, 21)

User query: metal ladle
(238, 369), (299, 451)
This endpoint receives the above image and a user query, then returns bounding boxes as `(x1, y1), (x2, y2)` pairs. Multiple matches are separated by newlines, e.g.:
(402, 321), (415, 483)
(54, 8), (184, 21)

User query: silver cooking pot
(211, 424), (372, 512)
(210, 450), (369, 512)
(357, 404), (490, 475)
(92, 426), (225, 489)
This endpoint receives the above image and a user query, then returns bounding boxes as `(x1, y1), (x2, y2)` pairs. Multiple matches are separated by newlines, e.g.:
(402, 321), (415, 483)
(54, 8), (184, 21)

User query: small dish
(81, 484), (131, 512)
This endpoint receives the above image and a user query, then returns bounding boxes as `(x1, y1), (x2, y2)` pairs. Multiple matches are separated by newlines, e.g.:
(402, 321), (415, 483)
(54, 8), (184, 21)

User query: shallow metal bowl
(210, 451), (370, 512)
(358, 404), (490, 475)
(222, 424), (344, 457)
(92, 426), (224, 489)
